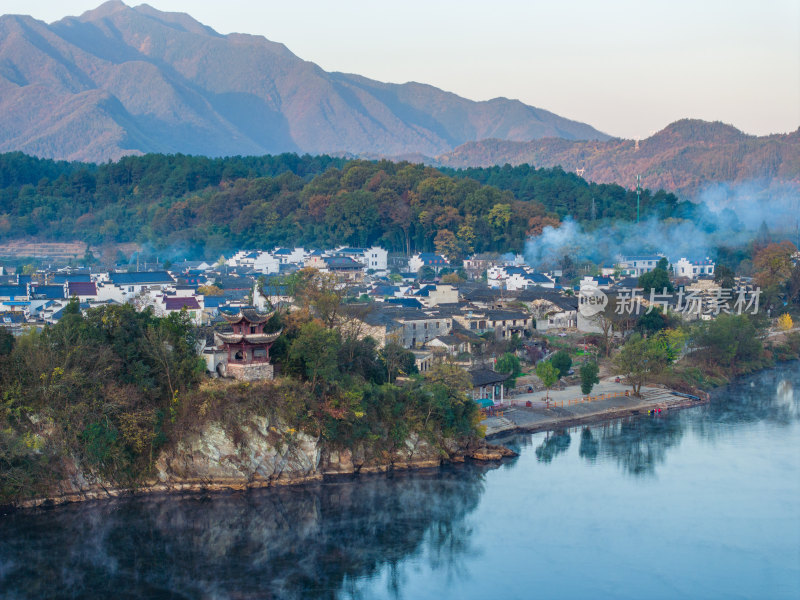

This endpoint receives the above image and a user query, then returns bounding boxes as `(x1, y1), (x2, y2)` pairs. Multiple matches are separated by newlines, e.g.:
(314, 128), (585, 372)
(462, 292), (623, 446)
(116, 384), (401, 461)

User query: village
(2, 243), (769, 409)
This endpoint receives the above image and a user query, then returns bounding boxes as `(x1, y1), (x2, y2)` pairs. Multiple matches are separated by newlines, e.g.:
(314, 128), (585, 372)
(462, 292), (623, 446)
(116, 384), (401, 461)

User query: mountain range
(1, 1), (797, 197)
(0, 1), (608, 163)
(434, 119), (800, 195)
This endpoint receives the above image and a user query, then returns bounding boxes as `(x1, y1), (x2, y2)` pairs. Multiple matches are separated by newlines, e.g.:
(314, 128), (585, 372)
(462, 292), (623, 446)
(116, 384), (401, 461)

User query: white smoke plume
(524, 181), (800, 269)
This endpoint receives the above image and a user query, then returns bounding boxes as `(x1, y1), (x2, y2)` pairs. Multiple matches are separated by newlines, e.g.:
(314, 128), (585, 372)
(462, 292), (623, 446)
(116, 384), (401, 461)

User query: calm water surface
(1, 362), (799, 599)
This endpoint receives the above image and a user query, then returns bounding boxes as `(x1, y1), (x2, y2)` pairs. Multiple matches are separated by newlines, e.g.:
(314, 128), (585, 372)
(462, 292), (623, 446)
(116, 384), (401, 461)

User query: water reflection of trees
(578, 427), (598, 461)
(0, 467), (491, 599)
(528, 417), (684, 476)
(594, 416), (685, 476)
(587, 361), (800, 476)
(535, 430), (571, 463)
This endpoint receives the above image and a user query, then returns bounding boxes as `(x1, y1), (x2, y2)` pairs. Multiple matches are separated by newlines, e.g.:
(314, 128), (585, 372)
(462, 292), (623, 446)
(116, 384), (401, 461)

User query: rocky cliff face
(18, 415), (512, 508)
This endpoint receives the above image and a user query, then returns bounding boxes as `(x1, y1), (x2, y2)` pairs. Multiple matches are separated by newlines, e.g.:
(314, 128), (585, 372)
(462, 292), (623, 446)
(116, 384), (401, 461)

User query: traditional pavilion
(469, 368), (511, 404)
(217, 308), (282, 381)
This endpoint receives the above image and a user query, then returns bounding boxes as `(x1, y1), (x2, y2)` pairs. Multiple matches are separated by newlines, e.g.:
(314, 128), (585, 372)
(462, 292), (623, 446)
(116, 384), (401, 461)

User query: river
(1, 362), (799, 599)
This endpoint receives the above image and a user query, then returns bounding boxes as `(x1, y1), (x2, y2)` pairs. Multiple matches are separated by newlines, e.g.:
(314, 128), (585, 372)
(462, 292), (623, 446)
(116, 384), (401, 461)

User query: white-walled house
(252, 253), (280, 274)
(273, 248), (306, 265)
(107, 271), (175, 295)
(674, 257), (715, 279)
(600, 264), (616, 277)
(154, 295), (204, 325)
(67, 281), (98, 302)
(416, 284), (459, 307)
(616, 255), (664, 277)
(579, 276), (613, 290)
(227, 251), (280, 274)
(408, 253), (449, 273)
(363, 246), (388, 271)
(95, 282), (127, 303)
(488, 266), (554, 290)
(226, 251), (255, 267)
(507, 271), (554, 291)
(333, 246), (388, 271)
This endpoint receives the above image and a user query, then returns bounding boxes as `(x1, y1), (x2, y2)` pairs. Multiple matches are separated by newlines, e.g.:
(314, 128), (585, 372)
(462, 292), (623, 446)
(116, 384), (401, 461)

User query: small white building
(66, 281), (98, 302)
(154, 295), (204, 325)
(327, 246), (389, 272)
(273, 248), (306, 265)
(106, 271), (175, 295)
(600, 264), (616, 277)
(252, 253), (280, 274)
(418, 284), (459, 307)
(362, 246), (388, 272)
(488, 266), (553, 290)
(579, 276), (613, 290)
(408, 253), (449, 274)
(227, 251), (280, 274)
(616, 255), (664, 277)
(95, 282), (127, 303)
(674, 257), (715, 279)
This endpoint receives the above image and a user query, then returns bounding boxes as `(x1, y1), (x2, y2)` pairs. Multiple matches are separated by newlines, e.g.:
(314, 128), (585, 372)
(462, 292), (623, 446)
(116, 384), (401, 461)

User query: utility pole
(635, 174), (641, 224)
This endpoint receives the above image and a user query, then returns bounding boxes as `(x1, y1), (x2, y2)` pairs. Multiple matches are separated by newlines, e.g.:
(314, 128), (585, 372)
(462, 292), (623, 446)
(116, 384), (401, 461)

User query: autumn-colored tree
(292, 268), (352, 328)
(441, 272), (465, 284)
(753, 241), (797, 289)
(527, 215), (561, 236)
(424, 362), (472, 392)
(487, 203), (512, 230)
(777, 313), (793, 331)
(434, 229), (461, 262)
(196, 284), (223, 296)
(456, 219), (477, 253)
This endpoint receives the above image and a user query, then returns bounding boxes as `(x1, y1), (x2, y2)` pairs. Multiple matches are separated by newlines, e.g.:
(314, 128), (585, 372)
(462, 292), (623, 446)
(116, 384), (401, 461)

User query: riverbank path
(482, 379), (701, 438)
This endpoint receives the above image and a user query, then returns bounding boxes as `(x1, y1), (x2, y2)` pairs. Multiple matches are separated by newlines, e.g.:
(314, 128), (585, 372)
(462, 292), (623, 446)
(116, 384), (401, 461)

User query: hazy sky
(3, 0), (799, 139)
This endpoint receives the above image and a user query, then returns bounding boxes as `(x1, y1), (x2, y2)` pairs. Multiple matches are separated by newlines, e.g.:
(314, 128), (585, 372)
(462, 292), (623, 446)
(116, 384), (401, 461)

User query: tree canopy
(0, 152), (686, 260)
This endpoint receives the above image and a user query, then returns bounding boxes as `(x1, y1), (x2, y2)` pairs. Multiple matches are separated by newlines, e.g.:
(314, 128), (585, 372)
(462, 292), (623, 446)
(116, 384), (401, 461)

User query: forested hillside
(436, 120), (800, 196)
(0, 152), (684, 259)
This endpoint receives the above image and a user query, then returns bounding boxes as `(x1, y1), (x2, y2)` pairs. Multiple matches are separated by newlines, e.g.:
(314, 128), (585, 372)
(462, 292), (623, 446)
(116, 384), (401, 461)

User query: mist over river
(2, 362), (799, 599)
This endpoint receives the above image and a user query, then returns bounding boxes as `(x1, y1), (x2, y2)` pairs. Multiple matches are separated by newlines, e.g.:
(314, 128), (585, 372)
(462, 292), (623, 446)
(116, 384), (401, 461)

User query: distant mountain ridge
(0, 1), (609, 162)
(434, 120), (800, 195)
